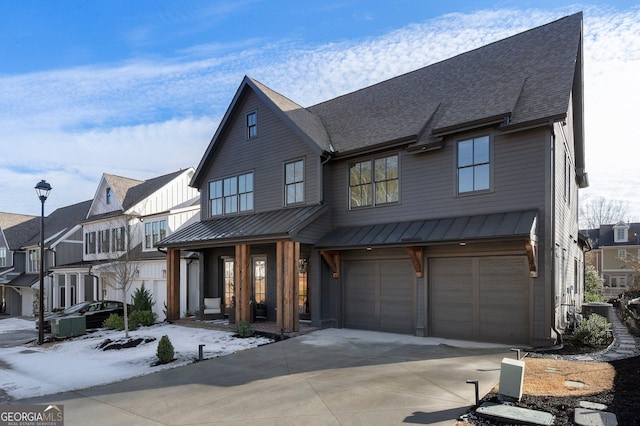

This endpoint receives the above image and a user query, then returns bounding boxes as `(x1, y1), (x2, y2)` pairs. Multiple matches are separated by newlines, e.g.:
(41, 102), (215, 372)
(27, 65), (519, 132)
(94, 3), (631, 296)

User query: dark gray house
(159, 13), (588, 346)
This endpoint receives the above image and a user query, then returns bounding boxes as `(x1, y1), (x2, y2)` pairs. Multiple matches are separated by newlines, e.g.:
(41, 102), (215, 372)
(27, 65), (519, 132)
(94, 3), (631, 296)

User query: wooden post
(235, 244), (251, 323)
(166, 249), (180, 320)
(277, 241), (299, 333)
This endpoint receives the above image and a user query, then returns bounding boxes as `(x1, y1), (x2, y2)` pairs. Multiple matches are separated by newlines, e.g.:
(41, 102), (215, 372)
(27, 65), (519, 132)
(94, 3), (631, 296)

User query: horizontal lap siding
(200, 91), (320, 215)
(328, 128), (548, 228)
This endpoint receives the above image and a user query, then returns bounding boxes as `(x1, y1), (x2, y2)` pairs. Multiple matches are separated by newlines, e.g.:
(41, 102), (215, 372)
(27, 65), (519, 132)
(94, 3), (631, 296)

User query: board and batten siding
(199, 91), (321, 217)
(136, 171), (199, 216)
(327, 127), (548, 228)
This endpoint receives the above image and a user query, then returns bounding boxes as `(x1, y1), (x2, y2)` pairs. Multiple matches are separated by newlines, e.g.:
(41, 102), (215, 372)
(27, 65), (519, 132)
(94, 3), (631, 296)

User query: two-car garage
(341, 252), (530, 345)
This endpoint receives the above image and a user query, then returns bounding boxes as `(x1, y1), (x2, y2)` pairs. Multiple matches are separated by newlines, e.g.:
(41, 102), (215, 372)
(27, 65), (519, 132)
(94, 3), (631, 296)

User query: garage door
(344, 258), (415, 334)
(430, 256), (529, 344)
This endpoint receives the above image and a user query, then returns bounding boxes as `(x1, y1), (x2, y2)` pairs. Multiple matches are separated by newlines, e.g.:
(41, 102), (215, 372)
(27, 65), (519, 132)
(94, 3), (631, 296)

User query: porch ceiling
(316, 210), (538, 249)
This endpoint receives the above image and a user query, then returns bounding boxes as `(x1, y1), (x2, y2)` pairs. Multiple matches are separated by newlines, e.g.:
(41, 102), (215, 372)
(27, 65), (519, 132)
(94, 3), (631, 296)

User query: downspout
(549, 120), (563, 347)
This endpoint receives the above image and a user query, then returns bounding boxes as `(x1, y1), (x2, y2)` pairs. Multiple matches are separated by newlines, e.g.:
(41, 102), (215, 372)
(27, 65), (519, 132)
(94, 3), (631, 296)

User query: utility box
(52, 316), (86, 338)
(498, 358), (525, 401)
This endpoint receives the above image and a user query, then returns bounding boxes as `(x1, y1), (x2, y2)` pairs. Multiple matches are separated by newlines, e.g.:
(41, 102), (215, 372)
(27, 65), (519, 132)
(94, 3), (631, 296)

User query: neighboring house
(59, 169), (200, 321)
(0, 201), (91, 316)
(159, 13), (587, 346)
(582, 222), (640, 299)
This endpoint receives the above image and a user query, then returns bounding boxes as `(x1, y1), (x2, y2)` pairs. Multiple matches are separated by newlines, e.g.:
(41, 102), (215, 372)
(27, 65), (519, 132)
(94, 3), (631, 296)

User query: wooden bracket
(525, 240), (538, 278)
(406, 246), (424, 278)
(320, 250), (340, 278)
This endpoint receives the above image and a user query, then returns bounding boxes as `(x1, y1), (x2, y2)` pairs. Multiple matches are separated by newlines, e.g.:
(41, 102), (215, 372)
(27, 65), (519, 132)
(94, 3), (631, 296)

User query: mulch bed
(459, 333), (640, 425)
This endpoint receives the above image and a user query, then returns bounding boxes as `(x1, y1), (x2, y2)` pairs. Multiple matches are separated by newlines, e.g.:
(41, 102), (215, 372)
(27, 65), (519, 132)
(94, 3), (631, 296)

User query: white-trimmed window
(618, 249), (627, 259)
(209, 172), (254, 217)
(98, 229), (110, 253)
(457, 135), (490, 194)
(349, 154), (398, 208)
(27, 248), (40, 273)
(85, 232), (96, 254)
(614, 222), (629, 243)
(246, 111), (257, 139)
(112, 227), (125, 251)
(145, 219), (167, 249)
(285, 160), (304, 205)
(0, 248), (6, 267)
(106, 187), (112, 204)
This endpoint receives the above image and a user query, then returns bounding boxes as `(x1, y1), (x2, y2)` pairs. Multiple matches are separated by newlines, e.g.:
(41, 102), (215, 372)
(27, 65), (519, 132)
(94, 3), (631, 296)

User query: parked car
(36, 300), (130, 332)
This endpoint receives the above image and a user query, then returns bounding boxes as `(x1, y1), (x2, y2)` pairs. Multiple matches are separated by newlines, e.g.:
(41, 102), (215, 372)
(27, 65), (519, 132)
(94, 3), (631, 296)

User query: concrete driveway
(14, 328), (511, 425)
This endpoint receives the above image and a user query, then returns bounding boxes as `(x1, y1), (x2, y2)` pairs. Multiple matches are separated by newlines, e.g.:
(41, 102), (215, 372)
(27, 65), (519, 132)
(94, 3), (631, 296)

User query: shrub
(129, 310), (157, 328)
(574, 313), (611, 346)
(131, 283), (155, 312)
(103, 313), (125, 330)
(156, 335), (175, 364)
(232, 319), (254, 338)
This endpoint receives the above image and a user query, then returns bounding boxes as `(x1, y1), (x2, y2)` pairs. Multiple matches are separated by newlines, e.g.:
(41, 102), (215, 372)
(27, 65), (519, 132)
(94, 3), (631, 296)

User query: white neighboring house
(52, 169), (200, 321)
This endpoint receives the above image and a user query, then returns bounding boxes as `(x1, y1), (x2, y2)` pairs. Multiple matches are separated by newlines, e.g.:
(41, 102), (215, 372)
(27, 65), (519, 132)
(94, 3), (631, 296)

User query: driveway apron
(13, 328), (511, 425)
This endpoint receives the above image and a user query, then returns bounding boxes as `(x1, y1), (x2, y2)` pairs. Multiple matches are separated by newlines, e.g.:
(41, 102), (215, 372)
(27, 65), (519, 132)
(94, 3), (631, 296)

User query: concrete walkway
(13, 329), (511, 425)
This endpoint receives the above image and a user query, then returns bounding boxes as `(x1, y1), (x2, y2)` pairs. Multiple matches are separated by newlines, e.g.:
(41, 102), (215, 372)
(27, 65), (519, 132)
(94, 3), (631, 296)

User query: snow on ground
(0, 317), (272, 400)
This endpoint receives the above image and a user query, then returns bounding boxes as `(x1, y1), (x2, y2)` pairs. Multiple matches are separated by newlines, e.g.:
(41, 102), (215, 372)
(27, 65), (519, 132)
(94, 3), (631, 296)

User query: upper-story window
(0, 248), (7, 267)
(246, 111), (257, 139)
(349, 154), (398, 208)
(614, 223), (629, 243)
(618, 249), (627, 259)
(27, 248), (40, 273)
(457, 135), (490, 194)
(145, 219), (167, 249)
(106, 187), (112, 204)
(85, 232), (96, 254)
(209, 172), (254, 217)
(112, 227), (125, 251)
(285, 160), (304, 205)
(98, 229), (110, 253)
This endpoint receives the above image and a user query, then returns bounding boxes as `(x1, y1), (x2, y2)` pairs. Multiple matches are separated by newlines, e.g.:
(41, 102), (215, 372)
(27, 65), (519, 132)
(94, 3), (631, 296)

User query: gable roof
(582, 222), (640, 248)
(22, 200), (92, 247)
(0, 213), (39, 250)
(192, 12), (583, 187)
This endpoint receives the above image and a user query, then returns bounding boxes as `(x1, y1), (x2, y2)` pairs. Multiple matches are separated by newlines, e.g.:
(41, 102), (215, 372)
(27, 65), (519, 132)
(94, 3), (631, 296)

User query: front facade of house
(584, 222), (640, 298)
(160, 13), (588, 347)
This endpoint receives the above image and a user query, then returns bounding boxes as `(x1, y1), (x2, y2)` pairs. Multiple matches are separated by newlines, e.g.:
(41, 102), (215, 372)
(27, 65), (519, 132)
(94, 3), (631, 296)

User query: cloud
(1, 6), (639, 218)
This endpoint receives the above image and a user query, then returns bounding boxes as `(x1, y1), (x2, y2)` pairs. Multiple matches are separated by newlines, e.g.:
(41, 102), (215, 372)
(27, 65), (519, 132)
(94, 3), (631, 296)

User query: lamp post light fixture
(35, 180), (52, 345)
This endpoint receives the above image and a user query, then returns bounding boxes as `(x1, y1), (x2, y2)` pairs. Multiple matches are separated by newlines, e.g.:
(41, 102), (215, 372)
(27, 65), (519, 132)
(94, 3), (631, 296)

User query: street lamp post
(35, 180), (52, 345)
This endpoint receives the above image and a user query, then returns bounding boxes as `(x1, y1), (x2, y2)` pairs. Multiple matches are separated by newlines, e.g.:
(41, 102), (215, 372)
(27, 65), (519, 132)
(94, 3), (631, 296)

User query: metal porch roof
(158, 204), (328, 249)
(316, 210), (538, 249)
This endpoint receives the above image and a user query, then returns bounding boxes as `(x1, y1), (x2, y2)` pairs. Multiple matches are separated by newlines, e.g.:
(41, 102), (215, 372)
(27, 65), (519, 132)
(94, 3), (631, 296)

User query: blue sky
(1, 1), (639, 219)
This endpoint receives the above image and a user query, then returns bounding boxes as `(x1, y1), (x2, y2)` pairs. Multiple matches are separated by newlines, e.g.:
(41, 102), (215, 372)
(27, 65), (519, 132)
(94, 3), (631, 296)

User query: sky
(1, 1), (639, 220)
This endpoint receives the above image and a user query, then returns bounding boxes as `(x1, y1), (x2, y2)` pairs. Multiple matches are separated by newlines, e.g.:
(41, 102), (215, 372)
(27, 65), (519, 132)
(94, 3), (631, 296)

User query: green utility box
(52, 316), (86, 337)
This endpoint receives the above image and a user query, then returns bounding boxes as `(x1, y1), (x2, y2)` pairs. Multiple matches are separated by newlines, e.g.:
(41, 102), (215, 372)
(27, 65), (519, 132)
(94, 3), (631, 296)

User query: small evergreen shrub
(232, 319), (254, 338)
(574, 313), (611, 346)
(156, 335), (175, 364)
(131, 283), (155, 312)
(103, 313), (125, 330)
(129, 310), (157, 328)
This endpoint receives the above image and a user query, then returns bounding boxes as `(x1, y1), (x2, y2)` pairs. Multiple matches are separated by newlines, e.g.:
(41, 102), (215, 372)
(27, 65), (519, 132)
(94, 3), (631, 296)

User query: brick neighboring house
(583, 222), (640, 299)
(159, 13), (588, 346)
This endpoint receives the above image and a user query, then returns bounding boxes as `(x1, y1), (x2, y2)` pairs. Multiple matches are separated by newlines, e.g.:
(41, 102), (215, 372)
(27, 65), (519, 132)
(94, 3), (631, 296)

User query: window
(610, 276), (627, 288)
(349, 154), (398, 208)
(85, 232), (96, 254)
(145, 219), (167, 249)
(28, 248), (40, 273)
(252, 258), (266, 304)
(246, 111), (257, 139)
(209, 172), (253, 217)
(98, 229), (110, 253)
(457, 135), (490, 193)
(223, 258), (235, 308)
(106, 187), (112, 204)
(112, 227), (125, 251)
(0, 248), (6, 267)
(618, 249), (627, 259)
(285, 160), (304, 205)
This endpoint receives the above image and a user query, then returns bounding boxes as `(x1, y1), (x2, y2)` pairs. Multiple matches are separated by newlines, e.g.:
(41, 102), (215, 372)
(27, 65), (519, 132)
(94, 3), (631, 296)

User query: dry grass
(490, 357), (615, 397)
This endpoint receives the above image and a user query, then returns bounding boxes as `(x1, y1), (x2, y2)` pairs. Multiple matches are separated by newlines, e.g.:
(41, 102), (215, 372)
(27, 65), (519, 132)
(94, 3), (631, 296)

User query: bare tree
(96, 216), (141, 338)
(580, 196), (631, 230)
